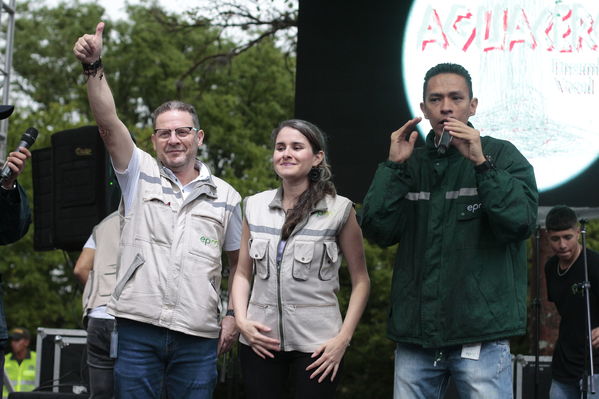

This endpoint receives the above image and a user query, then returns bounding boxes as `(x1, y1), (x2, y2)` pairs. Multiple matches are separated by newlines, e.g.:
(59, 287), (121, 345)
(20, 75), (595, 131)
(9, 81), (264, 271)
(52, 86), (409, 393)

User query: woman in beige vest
(231, 119), (370, 398)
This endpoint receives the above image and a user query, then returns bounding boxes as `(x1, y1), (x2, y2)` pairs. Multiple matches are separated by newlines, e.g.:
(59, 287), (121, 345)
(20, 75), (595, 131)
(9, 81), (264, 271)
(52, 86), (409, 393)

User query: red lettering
(451, 11), (477, 52)
(483, 10), (507, 52)
(421, 9), (449, 51)
(506, 9), (537, 51)
(417, 6), (599, 53)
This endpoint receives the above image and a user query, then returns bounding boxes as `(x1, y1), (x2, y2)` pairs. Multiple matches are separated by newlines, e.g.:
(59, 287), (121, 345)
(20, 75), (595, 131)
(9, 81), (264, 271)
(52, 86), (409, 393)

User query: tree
(153, 0), (298, 79)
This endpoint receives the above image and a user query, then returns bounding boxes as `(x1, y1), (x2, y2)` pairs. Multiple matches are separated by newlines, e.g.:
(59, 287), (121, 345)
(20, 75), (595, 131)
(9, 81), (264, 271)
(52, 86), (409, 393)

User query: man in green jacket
(0, 106), (32, 397)
(360, 63), (538, 398)
(0, 104), (31, 246)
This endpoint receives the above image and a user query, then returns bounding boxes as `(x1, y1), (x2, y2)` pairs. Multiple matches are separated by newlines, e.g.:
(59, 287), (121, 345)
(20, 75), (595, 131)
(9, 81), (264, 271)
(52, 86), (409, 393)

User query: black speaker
(32, 126), (120, 251)
(514, 355), (552, 399)
(31, 148), (54, 251)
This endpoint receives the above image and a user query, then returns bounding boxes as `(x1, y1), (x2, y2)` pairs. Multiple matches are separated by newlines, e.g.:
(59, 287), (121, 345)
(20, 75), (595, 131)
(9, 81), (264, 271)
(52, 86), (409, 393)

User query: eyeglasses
(153, 126), (198, 140)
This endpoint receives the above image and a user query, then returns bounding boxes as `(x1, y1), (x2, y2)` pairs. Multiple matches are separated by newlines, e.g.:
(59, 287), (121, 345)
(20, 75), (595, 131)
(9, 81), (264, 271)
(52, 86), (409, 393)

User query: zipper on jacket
(275, 208), (313, 350)
(275, 256), (285, 350)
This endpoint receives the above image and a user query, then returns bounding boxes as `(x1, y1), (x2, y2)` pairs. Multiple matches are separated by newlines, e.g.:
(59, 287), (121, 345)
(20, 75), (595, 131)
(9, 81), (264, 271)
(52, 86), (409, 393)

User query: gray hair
(151, 100), (200, 129)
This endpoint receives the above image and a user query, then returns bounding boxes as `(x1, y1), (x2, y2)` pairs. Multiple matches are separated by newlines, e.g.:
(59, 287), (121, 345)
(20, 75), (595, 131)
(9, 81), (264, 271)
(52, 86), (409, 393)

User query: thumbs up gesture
(73, 22), (105, 64)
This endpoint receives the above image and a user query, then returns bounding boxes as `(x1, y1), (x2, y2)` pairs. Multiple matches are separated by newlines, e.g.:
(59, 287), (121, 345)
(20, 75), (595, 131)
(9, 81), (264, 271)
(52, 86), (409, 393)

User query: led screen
(402, 0), (599, 192)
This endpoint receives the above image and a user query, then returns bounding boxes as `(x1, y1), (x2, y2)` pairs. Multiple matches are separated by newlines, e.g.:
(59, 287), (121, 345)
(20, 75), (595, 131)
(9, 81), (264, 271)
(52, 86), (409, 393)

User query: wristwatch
(225, 309), (235, 317)
(474, 155), (495, 174)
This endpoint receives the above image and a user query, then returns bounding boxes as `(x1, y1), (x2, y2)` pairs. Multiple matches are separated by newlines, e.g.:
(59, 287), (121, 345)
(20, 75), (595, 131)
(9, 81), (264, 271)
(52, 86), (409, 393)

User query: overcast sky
(44, 0), (293, 21)
(95, 0), (201, 19)
(43, 0), (203, 21)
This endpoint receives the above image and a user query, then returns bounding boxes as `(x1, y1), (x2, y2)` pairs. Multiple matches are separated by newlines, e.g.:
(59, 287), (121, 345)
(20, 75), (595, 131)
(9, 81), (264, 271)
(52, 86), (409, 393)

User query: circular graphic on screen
(402, 0), (599, 192)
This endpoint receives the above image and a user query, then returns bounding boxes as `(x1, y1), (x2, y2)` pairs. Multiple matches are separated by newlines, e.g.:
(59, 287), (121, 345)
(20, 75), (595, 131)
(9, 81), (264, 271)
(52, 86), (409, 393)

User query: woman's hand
(237, 318), (280, 359)
(305, 334), (350, 383)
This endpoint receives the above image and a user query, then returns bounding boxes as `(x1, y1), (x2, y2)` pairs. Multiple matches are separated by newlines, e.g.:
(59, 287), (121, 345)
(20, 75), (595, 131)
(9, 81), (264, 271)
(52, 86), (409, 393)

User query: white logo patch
(466, 203), (482, 213)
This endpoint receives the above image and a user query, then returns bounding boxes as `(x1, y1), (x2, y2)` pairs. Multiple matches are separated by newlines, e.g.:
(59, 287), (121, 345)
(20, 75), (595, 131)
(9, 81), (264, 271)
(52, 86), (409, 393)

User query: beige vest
(81, 211), (121, 313)
(241, 188), (352, 352)
(107, 150), (241, 338)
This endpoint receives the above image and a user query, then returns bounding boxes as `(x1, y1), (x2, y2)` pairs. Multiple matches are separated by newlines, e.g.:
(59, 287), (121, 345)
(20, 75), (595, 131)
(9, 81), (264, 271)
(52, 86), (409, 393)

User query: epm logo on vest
(200, 236), (220, 247)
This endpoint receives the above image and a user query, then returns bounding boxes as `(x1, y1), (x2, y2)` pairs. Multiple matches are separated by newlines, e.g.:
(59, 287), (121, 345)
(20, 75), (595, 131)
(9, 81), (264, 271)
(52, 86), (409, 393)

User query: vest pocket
(249, 238), (270, 279)
(82, 270), (94, 309)
(319, 241), (339, 281)
(190, 208), (225, 263)
(99, 264), (117, 298)
(142, 193), (175, 246)
(292, 241), (314, 281)
(113, 253), (144, 300)
(455, 197), (483, 249)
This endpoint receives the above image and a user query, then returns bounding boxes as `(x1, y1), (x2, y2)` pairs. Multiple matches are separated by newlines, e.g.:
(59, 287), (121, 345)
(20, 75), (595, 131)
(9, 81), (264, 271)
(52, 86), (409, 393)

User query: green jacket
(360, 131), (538, 348)
(0, 183), (31, 245)
(3, 351), (36, 397)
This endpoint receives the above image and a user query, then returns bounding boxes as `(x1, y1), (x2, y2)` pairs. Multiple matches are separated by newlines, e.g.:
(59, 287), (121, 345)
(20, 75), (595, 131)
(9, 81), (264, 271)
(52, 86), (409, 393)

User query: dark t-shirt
(545, 249), (599, 384)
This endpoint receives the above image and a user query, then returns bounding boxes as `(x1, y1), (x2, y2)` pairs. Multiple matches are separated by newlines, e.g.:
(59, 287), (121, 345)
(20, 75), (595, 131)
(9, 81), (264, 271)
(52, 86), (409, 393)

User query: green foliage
(337, 239), (396, 398)
(586, 219), (599, 250)
(11, 2), (106, 111)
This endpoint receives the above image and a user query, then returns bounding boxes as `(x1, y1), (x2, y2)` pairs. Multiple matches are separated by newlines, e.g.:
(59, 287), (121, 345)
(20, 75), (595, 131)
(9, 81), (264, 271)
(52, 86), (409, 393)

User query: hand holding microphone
(439, 118), (485, 164)
(0, 127), (38, 189)
(437, 128), (452, 155)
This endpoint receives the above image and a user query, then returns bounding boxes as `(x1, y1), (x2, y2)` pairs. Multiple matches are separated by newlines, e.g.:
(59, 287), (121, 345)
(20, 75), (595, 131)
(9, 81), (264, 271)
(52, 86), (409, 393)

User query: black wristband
(474, 155), (495, 174)
(82, 58), (103, 77)
(225, 309), (235, 317)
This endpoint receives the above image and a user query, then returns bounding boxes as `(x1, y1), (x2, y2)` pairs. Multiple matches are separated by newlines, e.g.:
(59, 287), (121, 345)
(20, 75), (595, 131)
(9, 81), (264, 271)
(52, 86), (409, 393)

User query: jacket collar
(268, 187), (328, 213)
(8, 349), (31, 363)
(158, 158), (217, 200)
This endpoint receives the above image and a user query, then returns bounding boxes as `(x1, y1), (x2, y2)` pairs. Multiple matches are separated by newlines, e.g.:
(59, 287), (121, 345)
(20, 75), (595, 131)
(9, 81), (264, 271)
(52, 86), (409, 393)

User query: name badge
(461, 343), (481, 360)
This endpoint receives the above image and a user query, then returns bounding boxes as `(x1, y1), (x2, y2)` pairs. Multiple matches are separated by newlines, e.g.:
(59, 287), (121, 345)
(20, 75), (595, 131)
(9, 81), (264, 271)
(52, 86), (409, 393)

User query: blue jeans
(114, 318), (218, 399)
(550, 376), (599, 399)
(394, 340), (513, 399)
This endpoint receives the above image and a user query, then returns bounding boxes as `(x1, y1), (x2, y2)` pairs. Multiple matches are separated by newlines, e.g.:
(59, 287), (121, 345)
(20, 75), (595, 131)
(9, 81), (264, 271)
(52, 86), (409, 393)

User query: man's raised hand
(388, 117), (421, 163)
(73, 22), (104, 64)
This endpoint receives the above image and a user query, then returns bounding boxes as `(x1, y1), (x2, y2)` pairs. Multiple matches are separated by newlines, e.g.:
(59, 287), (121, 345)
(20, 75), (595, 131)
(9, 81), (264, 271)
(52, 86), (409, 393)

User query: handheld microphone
(437, 129), (452, 155)
(0, 127), (38, 183)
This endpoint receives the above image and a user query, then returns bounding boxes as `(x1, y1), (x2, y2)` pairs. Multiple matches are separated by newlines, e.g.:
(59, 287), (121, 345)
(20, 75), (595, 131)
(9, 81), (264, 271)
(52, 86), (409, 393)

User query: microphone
(0, 127), (38, 183)
(437, 129), (452, 155)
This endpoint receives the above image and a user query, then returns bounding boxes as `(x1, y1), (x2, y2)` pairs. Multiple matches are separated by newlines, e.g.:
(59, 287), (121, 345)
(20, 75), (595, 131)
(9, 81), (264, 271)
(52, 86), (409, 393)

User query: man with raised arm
(73, 22), (242, 398)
